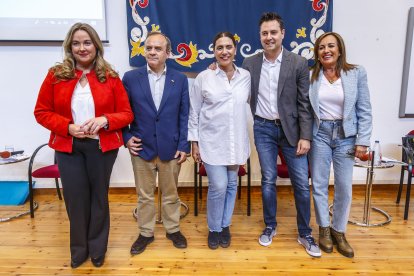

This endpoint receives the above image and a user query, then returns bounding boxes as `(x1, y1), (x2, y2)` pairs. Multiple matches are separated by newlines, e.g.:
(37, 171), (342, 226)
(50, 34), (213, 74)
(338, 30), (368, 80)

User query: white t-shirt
(319, 75), (344, 120)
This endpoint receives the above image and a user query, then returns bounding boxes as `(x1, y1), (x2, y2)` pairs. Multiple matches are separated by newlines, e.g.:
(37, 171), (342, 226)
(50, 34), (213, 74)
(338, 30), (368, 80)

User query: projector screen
(0, 0), (107, 42)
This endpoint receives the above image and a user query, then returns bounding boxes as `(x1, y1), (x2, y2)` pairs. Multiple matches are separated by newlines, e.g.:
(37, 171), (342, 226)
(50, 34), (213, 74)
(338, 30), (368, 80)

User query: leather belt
(254, 115), (282, 125)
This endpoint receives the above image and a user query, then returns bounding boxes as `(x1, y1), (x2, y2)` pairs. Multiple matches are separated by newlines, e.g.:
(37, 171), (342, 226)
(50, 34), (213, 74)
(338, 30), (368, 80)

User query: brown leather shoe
(130, 234), (154, 255)
(166, 231), (187, 249)
(330, 227), (354, 258)
(319, 226), (333, 253)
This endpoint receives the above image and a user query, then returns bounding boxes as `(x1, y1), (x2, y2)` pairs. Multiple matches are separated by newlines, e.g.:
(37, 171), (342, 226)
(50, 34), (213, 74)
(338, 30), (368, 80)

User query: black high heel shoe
(70, 257), (87, 269)
(91, 255), (105, 267)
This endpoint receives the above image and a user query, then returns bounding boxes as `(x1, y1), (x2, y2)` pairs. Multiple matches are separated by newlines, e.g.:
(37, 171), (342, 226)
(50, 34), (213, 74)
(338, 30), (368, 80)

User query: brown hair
(259, 12), (285, 30)
(212, 31), (237, 49)
(51, 22), (118, 82)
(310, 32), (356, 83)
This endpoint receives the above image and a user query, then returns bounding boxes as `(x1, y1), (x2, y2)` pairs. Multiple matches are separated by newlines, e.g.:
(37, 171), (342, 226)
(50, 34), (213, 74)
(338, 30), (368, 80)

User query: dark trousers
(56, 138), (118, 262)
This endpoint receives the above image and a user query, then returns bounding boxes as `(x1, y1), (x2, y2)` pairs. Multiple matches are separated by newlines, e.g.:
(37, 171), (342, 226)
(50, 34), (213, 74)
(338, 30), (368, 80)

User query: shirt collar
(147, 64), (167, 76)
(214, 63), (240, 76)
(263, 47), (283, 64)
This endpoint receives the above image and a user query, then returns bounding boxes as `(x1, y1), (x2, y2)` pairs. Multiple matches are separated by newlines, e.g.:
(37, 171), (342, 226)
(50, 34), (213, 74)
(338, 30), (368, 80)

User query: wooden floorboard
(0, 185), (413, 275)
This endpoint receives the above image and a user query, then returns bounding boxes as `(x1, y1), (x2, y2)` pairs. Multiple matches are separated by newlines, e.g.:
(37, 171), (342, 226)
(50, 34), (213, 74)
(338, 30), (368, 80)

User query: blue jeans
(253, 117), (312, 236)
(204, 163), (239, 232)
(309, 120), (355, 233)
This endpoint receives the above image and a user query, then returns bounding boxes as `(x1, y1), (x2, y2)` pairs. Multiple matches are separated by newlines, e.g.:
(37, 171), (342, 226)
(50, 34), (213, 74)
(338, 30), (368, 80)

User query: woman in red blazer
(34, 23), (133, 269)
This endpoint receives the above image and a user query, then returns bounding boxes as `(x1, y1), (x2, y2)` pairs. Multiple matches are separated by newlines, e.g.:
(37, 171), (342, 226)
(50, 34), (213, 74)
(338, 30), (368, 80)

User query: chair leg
(247, 159), (251, 216)
(55, 178), (62, 200)
(397, 168), (405, 204)
(238, 175), (241, 200)
(199, 174), (203, 199)
(404, 171), (412, 220)
(28, 177), (34, 218)
(194, 163), (198, 216)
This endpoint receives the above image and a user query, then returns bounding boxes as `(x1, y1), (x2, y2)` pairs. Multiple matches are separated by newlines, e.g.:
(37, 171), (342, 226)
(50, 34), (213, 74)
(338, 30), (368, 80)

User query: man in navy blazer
(122, 32), (190, 255)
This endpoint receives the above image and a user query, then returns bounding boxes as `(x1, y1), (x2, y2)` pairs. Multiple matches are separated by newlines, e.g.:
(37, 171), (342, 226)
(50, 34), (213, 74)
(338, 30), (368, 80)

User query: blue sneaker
(298, 235), (322, 257)
(258, 226), (276, 246)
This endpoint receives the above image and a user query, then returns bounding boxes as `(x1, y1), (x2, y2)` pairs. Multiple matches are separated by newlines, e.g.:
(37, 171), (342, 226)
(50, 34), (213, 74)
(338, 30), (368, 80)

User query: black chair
(397, 132), (414, 220)
(193, 158), (251, 216)
(28, 144), (62, 218)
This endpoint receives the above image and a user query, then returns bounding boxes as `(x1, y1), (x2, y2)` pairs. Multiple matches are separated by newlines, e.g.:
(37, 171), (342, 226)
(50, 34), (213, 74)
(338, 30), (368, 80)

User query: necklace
(323, 71), (338, 84)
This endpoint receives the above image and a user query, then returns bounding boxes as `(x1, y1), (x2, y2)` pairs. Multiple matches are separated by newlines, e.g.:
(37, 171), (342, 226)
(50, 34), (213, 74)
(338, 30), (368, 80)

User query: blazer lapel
(157, 69), (173, 114)
(310, 73), (322, 120)
(252, 53), (263, 96)
(277, 49), (291, 98)
(341, 70), (357, 119)
(138, 68), (157, 113)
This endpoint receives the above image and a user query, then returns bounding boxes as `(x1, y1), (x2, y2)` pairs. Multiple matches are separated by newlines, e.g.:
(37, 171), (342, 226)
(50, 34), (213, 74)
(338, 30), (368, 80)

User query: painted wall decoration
(126, 0), (332, 72)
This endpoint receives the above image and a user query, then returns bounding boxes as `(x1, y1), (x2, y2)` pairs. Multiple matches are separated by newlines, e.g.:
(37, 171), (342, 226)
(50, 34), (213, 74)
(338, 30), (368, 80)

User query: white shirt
(255, 49), (283, 120)
(188, 66), (251, 165)
(147, 64), (166, 110)
(319, 76), (344, 120)
(71, 81), (98, 139)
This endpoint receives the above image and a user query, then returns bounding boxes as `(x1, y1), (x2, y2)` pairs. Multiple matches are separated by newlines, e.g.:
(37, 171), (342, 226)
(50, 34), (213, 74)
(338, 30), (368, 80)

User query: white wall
(1, 0), (414, 187)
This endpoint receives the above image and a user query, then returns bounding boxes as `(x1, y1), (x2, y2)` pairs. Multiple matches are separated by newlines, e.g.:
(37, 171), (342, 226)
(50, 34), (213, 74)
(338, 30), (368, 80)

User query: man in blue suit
(122, 31), (190, 255)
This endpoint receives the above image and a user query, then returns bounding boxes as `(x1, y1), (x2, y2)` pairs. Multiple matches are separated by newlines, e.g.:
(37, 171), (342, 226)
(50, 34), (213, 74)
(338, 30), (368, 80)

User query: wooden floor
(0, 185), (413, 275)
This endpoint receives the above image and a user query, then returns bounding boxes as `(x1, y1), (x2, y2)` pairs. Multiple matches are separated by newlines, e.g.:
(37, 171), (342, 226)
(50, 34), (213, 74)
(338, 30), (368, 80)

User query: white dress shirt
(147, 64), (166, 110)
(255, 48), (283, 120)
(71, 81), (97, 139)
(188, 65), (251, 165)
(319, 76), (344, 120)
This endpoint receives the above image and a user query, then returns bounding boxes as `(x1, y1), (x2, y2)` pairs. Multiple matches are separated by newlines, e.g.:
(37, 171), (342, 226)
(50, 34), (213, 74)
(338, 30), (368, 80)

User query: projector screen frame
(0, 0), (108, 43)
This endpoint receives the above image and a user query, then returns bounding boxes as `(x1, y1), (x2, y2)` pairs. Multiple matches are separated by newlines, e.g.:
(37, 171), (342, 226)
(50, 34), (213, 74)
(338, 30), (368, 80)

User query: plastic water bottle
(372, 140), (382, 166)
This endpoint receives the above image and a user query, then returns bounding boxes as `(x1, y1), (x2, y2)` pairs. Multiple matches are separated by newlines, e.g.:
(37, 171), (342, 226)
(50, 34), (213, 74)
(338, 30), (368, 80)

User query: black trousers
(56, 138), (118, 262)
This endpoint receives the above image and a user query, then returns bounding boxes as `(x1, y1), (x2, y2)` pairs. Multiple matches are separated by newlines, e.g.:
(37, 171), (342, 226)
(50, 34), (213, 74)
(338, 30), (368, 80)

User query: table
(328, 154), (399, 227)
(0, 154), (30, 165)
(349, 160), (394, 227)
(0, 154), (38, 222)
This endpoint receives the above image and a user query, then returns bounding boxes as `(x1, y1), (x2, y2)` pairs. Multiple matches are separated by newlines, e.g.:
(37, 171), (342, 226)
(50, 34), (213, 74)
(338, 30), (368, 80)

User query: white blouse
(319, 75), (344, 120)
(71, 81), (97, 139)
(188, 66), (251, 165)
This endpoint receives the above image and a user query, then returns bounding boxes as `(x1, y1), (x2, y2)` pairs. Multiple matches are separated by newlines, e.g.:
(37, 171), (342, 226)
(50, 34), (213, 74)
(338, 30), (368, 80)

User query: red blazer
(34, 69), (134, 153)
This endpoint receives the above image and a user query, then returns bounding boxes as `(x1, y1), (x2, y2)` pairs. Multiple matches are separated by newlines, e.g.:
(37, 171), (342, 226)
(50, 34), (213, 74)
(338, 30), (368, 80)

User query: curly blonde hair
(51, 22), (118, 82)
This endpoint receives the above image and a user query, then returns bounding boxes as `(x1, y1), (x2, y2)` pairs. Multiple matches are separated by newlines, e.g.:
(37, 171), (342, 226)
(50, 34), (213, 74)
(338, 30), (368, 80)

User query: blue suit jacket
(122, 66), (190, 161)
(309, 66), (372, 146)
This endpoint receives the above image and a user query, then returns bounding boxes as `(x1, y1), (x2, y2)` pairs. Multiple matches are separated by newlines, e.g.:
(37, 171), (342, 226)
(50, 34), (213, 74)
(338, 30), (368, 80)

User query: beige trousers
(131, 155), (181, 237)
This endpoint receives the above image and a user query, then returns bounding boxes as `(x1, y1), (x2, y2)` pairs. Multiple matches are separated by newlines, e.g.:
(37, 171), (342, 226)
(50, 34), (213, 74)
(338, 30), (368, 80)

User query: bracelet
(102, 115), (109, 130)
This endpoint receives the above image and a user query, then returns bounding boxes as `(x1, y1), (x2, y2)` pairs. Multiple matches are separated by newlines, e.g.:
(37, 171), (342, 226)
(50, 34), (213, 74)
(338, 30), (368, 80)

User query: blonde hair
(310, 32), (356, 83)
(51, 22), (118, 82)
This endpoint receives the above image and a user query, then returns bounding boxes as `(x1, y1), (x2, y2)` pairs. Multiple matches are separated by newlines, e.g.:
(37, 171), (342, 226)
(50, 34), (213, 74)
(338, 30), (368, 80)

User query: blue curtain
(126, 0), (332, 72)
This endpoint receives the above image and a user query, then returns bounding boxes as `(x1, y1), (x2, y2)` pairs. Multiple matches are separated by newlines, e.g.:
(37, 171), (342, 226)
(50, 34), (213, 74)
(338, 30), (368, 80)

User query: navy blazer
(122, 66), (190, 161)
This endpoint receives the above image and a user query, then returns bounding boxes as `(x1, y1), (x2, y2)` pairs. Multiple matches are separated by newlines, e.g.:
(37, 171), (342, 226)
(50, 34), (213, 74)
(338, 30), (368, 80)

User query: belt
(254, 115), (282, 125)
(321, 119), (343, 122)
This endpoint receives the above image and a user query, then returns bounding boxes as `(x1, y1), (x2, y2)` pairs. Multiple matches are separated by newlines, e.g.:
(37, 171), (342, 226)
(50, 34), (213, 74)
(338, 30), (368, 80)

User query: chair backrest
(402, 134), (414, 165)
(277, 150), (311, 179)
(197, 160), (249, 177)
